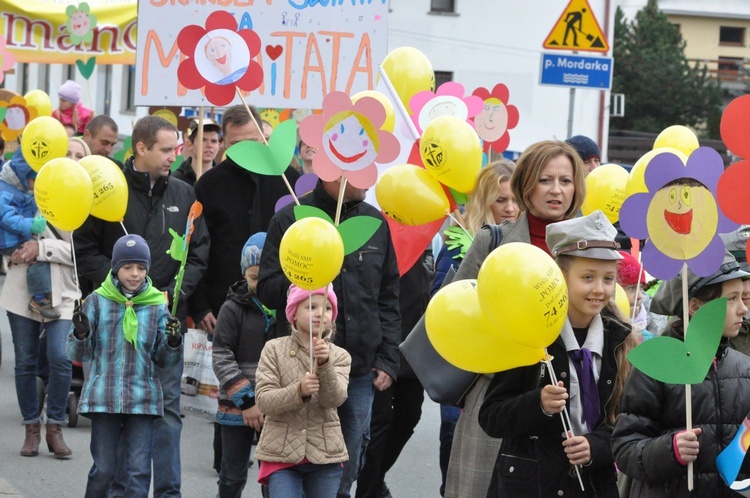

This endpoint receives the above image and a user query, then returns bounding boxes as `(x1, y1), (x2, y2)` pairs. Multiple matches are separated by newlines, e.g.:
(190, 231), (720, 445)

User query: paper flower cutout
(0, 96), (39, 141)
(299, 91), (400, 189)
(65, 3), (97, 45)
(0, 38), (15, 85)
(113, 136), (132, 164)
(276, 173), (318, 212)
(177, 11), (263, 106)
(718, 95), (750, 225)
(472, 84), (520, 154)
(409, 82), (483, 135)
(620, 148), (738, 279)
(260, 109), (293, 129)
(293, 205), (382, 256)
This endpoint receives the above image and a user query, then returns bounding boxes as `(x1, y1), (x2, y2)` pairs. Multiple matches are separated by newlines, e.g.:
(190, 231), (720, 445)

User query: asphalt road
(0, 276), (444, 497)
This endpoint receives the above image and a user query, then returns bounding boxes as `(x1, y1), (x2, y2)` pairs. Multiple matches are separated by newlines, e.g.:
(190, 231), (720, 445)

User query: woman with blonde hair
(67, 136), (91, 162)
(433, 159), (519, 496)
(444, 140), (586, 498)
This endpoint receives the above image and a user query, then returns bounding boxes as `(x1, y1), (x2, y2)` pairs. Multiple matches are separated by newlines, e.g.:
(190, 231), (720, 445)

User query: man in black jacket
(191, 105), (299, 333)
(257, 178), (401, 498)
(74, 115), (209, 498)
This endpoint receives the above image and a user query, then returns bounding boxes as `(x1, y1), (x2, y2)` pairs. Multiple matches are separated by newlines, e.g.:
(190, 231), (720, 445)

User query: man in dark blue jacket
(258, 178), (401, 498)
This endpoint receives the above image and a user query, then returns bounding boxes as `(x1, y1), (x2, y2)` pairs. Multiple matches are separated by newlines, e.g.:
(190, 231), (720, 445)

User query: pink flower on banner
(299, 92), (400, 189)
(408, 82), (484, 135)
(177, 11), (263, 107)
(0, 38), (15, 85)
(472, 84), (520, 154)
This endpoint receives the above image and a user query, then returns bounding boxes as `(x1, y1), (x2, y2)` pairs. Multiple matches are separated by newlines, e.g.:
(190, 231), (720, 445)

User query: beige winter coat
(254, 328), (351, 464)
(0, 228), (78, 321)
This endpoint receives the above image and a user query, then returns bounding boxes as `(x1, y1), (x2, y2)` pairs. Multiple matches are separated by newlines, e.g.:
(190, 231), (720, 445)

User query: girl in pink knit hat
(254, 284), (351, 498)
(52, 80), (93, 135)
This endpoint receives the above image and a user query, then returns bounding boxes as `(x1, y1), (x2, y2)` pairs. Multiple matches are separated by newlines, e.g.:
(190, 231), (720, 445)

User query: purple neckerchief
(568, 347), (600, 432)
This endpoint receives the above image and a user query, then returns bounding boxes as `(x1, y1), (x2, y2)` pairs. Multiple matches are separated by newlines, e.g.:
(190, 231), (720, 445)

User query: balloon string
(308, 290), (314, 375)
(543, 349), (585, 492)
(314, 283), (332, 376)
(447, 211), (474, 242)
(235, 88), (299, 207)
(630, 251), (644, 325)
(70, 230), (81, 300)
(119, 221), (128, 236)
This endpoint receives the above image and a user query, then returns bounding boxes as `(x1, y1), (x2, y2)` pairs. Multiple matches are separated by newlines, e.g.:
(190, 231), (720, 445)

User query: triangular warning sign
(543, 0), (609, 53)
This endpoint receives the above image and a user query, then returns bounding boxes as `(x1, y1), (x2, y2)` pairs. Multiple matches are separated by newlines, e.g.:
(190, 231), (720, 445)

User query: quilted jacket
(254, 328), (351, 464)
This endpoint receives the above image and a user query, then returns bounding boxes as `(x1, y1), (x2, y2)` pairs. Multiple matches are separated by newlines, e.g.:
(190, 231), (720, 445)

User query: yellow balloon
(34, 158), (93, 231)
(21, 116), (69, 172)
(581, 164), (629, 223)
(477, 242), (568, 349)
(653, 125), (699, 156)
(613, 283), (631, 319)
(426, 279), (545, 374)
(376, 164), (450, 225)
(279, 218), (344, 291)
(625, 147), (688, 197)
(352, 90), (395, 133)
(24, 90), (53, 117)
(79, 156), (129, 222)
(380, 47), (434, 115)
(421, 116), (482, 194)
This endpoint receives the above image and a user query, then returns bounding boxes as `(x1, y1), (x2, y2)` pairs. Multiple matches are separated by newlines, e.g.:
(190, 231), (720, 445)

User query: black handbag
(400, 224), (504, 407)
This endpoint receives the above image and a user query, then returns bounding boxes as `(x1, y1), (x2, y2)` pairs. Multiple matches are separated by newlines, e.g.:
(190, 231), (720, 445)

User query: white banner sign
(135, 0), (389, 108)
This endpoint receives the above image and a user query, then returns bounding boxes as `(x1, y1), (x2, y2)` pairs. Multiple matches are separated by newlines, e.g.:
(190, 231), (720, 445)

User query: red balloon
(717, 159), (750, 224)
(721, 95), (750, 159)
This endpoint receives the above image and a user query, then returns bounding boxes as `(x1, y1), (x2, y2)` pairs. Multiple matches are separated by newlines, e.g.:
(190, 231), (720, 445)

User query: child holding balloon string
(612, 250), (750, 497)
(254, 284), (351, 498)
(478, 210), (631, 498)
(0, 148), (59, 319)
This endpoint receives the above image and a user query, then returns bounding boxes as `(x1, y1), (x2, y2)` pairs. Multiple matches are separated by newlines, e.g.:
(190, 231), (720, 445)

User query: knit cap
(285, 284), (338, 325)
(112, 234), (151, 275)
(58, 80), (82, 105)
(617, 250), (646, 286)
(240, 232), (266, 275)
(565, 135), (601, 161)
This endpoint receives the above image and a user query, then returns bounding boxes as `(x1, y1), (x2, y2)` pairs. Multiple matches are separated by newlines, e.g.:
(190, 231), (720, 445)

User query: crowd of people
(2, 83), (750, 498)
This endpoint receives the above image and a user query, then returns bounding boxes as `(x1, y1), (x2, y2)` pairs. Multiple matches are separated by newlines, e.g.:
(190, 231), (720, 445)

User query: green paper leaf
(0, 108), (6, 123)
(337, 216), (383, 255)
(449, 187), (469, 206)
(166, 228), (186, 262)
(170, 155), (184, 172)
(76, 57), (96, 79)
(628, 298), (727, 384)
(293, 205), (333, 224)
(226, 120), (298, 176)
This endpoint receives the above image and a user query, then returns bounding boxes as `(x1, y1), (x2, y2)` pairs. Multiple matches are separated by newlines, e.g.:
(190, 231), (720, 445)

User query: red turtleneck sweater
(527, 212), (556, 257)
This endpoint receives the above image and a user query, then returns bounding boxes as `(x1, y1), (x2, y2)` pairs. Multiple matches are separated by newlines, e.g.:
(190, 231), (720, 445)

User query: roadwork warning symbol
(543, 0), (609, 53)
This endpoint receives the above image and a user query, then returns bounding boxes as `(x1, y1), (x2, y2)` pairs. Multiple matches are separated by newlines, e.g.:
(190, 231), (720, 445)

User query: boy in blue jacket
(68, 234), (183, 498)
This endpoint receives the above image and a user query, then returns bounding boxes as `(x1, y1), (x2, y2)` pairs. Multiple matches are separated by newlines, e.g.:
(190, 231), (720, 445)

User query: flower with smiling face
(65, 3), (97, 45)
(299, 92), (400, 189)
(408, 82), (483, 135)
(177, 11), (263, 107)
(472, 83), (520, 154)
(0, 96), (39, 142)
(619, 148), (738, 280)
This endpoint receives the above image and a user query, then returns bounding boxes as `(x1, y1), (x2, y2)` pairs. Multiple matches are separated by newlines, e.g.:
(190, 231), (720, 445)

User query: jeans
(268, 462), (342, 498)
(110, 349), (183, 498)
(337, 371), (375, 498)
(86, 414), (155, 498)
(356, 377), (424, 498)
(8, 312), (72, 424)
(439, 405), (460, 496)
(218, 424), (257, 498)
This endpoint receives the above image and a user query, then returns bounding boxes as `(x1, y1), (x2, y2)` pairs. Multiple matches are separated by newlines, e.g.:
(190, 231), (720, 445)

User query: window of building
(434, 70), (453, 89)
(672, 23), (681, 34)
(97, 65), (113, 116)
(430, 0), (455, 14)
(720, 26), (745, 46)
(38, 64), (50, 93)
(64, 64), (76, 81)
(122, 65), (136, 113)
(20, 63), (30, 95)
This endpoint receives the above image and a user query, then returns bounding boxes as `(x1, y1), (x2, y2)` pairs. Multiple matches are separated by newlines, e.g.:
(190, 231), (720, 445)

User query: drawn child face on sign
(647, 178), (719, 260)
(195, 30), (250, 85)
(70, 10), (91, 37)
(475, 97), (510, 143)
(321, 112), (379, 172)
(5, 105), (29, 131)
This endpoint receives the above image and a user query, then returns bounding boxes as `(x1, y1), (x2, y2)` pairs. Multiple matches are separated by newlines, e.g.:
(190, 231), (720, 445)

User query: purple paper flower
(275, 173), (318, 212)
(620, 147), (738, 279)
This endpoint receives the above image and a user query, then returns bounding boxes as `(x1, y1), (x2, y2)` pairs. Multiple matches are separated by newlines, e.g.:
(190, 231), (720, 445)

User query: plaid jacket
(67, 290), (181, 416)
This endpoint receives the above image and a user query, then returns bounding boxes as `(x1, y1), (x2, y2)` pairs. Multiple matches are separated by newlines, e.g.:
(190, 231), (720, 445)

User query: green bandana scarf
(94, 271), (167, 348)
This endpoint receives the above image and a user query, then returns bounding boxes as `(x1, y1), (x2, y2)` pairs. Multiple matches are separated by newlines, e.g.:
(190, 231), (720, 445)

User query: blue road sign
(540, 53), (613, 90)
